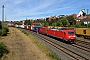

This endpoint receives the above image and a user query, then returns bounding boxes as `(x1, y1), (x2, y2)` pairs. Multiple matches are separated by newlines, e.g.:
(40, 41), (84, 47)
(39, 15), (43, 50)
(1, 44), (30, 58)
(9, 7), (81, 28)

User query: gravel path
(0, 27), (51, 60)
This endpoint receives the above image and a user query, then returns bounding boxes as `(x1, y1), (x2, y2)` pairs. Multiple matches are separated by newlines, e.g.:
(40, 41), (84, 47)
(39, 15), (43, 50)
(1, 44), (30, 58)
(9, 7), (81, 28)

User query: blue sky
(0, 0), (90, 21)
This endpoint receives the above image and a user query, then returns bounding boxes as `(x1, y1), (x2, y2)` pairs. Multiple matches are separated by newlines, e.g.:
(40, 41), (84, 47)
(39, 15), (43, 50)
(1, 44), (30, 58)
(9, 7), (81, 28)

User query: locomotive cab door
(63, 32), (67, 41)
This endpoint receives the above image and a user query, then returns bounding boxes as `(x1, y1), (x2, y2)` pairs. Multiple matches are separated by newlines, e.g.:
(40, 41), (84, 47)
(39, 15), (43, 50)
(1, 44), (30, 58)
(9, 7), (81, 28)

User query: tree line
(34, 15), (90, 28)
(18, 15), (90, 28)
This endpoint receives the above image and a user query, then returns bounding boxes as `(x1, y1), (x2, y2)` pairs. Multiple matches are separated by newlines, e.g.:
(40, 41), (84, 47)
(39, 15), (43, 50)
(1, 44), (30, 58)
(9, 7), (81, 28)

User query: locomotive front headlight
(69, 36), (71, 38)
(73, 35), (76, 37)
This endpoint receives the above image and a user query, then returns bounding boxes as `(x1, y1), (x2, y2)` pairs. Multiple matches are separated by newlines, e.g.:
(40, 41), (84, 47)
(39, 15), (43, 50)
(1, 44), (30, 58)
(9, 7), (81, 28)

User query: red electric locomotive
(48, 28), (76, 42)
(39, 27), (76, 43)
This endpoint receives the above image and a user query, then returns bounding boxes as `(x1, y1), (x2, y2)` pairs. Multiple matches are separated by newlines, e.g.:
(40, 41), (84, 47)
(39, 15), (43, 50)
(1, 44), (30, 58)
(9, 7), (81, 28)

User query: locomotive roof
(49, 27), (75, 31)
(58, 27), (75, 30)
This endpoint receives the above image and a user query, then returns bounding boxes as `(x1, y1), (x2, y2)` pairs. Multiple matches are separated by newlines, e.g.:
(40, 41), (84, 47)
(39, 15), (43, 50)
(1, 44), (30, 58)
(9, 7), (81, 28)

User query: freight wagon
(76, 28), (90, 38)
(32, 26), (43, 33)
(24, 25), (27, 29)
(39, 26), (49, 34)
(20, 25), (24, 29)
(15, 25), (21, 28)
(26, 25), (31, 30)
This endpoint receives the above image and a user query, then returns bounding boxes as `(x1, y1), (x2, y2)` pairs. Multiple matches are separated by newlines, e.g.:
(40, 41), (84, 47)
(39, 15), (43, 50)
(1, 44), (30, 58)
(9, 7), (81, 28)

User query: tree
(61, 18), (67, 26)
(56, 18), (62, 26)
(56, 20), (60, 26)
(52, 22), (56, 27)
(80, 20), (84, 26)
(75, 24), (80, 28)
(88, 23), (90, 28)
(24, 20), (32, 25)
(45, 21), (49, 26)
(47, 20), (53, 26)
(40, 20), (46, 26)
(59, 22), (63, 27)
(66, 22), (70, 27)
(66, 15), (76, 26)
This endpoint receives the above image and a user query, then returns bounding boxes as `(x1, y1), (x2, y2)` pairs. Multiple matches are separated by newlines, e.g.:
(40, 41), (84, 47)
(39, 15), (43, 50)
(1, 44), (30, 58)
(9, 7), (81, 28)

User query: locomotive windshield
(68, 32), (75, 34)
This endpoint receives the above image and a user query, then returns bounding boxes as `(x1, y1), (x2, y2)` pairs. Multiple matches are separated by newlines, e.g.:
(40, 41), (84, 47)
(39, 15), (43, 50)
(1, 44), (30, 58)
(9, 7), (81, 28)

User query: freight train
(15, 25), (76, 43)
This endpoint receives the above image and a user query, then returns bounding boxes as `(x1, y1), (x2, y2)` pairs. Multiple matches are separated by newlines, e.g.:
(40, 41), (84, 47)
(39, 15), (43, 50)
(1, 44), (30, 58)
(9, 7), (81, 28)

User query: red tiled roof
(72, 14), (77, 18)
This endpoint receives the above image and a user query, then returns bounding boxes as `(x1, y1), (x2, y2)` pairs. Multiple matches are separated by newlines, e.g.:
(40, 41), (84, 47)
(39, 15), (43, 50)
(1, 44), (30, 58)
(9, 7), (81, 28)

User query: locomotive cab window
(83, 30), (86, 34)
(68, 32), (74, 34)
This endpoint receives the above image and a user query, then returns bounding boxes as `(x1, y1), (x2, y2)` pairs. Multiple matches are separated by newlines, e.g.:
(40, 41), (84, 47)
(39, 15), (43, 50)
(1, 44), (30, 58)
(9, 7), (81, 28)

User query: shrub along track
(22, 29), (90, 60)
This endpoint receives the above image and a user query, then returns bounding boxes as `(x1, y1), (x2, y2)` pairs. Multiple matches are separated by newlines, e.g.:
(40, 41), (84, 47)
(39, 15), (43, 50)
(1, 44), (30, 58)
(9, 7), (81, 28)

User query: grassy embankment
(0, 24), (9, 60)
(20, 29), (61, 60)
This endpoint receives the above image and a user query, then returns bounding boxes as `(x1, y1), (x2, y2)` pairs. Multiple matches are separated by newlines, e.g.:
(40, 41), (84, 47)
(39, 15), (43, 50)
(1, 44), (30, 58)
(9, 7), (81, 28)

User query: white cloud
(29, 0), (55, 12)
(14, 0), (24, 4)
(0, 0), (8, 3)
(5, 0), (56, 17)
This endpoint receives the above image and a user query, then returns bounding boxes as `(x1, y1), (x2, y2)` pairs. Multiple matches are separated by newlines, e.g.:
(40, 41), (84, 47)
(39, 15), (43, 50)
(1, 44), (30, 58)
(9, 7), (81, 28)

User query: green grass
(21, 30), (28, 36)
(0, 42), (9, 59)
(49, 53), (61, 60)
(20, 29), (61, 60)
(0, 25), (9, 36)
(1, 54), (7, 60)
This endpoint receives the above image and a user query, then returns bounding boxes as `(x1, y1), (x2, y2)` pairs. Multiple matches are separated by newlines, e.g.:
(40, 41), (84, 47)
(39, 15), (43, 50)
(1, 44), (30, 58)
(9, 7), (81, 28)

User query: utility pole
(2, 5), (4, 35)
(5, 15), (6, 22)
(87, 9), (89, 28)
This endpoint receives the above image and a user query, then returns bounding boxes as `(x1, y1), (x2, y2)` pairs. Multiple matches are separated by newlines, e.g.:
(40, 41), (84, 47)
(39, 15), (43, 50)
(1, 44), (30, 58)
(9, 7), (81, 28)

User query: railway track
(74, 40), (90, 52)
(75, 40), (90, 47)
(21, 29), (90, 60)
(75, 42), (90, 49)
(71, 44), (90, 52)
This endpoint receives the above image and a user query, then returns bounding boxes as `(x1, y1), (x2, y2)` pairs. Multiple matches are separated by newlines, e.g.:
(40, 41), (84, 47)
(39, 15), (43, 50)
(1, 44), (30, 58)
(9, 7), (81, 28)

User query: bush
(0, 42), (9, 58)
(0, 30), (2, 36)
(21, 30), (28, 36)
(49, 52), (61, 60)
(2, 29), (7, 36)
(4, 25), (9, 32)
(0, 25), (9, 36)
(0, 29), (8, 36)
